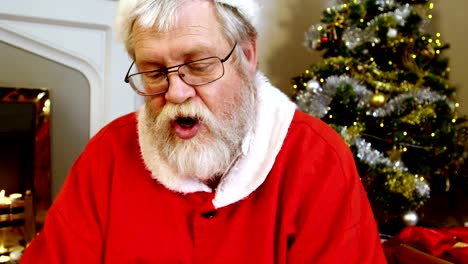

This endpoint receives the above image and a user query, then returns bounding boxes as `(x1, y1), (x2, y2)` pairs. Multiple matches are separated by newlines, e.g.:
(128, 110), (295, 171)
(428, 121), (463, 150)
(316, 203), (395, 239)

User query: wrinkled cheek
(145, 96), (166, 116)
(144, 101), (161, 121)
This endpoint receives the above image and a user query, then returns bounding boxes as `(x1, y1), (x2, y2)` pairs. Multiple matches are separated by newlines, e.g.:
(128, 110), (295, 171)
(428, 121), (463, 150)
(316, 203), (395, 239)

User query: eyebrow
(138, 44), (218, 70)
(179, 44), (215, 59)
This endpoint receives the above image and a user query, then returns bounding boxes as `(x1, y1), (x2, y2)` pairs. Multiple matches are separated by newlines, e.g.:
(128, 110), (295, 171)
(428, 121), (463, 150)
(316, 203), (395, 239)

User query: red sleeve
(285, 112), (387, 263)
(21, 134), (111, 264)
(287, 160), (386, 263)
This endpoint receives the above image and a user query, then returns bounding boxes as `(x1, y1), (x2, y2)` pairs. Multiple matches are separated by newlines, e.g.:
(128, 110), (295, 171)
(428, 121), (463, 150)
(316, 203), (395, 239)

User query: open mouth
(171, 116), (202, 139)
(176, 116), (199, 128)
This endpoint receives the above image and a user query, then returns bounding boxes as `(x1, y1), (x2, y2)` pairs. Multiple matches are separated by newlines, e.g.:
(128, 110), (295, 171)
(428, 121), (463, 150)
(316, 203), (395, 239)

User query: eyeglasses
(124, 43), (237, 96)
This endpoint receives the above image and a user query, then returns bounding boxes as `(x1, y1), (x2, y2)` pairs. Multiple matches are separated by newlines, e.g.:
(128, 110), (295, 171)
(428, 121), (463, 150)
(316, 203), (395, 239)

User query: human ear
(240, 36), (258, 76)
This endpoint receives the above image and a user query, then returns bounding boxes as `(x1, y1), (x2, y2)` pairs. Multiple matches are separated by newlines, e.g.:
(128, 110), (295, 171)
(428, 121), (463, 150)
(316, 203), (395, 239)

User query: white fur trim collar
(137, 72), (296, 208)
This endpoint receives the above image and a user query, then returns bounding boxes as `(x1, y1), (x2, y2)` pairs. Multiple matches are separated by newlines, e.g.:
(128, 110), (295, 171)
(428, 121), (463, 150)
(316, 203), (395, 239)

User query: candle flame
(9, 193), (22, 200)
(0, 190), (11, 205)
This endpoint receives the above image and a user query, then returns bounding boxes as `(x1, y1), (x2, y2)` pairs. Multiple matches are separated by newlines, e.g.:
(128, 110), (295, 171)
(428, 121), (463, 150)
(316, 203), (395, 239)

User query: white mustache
(155, 100), (219, 133)
(163, 102), (203, 119)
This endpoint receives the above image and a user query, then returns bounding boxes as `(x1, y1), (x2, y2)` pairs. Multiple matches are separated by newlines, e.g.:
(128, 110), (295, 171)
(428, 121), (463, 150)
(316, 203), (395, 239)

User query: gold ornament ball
(371, 93), (386, 107)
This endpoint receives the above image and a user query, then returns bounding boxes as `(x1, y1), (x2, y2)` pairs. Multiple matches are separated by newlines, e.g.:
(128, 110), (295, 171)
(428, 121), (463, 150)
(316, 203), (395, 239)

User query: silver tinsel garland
(295, 75), (372, 118)
(332, 3), (412, 50)
(342, 26), (379, 50)
(296, 75), (435, 200)
(340, 126), (430, 199)
(393, 4), (412, 26)
(367, 4), (412, 27)
(304, 1), (432, 51)
(376, 0), (396, 9)
(341, 126), (407, 170)
(414, 176), (431, 199)
(344, 3), (413, 49)
(366, 88), (452, 118)
(304, 23), (327, 50)
(296, 75), (451, 120)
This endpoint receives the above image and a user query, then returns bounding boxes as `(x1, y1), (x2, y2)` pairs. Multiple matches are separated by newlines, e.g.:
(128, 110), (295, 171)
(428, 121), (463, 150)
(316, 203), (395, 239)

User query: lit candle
(0, 245), (9, 264)
(0, 190), (11, 205)
(9, 193), (22, 201)
(9, 247), (23, 261)
(0, 190), (10, 205)
(0, 255), (10, 263)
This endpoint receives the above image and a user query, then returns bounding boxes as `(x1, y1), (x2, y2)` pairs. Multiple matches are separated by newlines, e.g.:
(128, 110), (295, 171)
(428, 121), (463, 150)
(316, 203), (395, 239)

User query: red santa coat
(21, 73), (386, 263)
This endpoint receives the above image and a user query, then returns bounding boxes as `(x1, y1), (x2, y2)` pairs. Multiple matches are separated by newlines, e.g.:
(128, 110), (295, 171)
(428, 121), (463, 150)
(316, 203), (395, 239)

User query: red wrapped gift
(383, 226), (468, 264)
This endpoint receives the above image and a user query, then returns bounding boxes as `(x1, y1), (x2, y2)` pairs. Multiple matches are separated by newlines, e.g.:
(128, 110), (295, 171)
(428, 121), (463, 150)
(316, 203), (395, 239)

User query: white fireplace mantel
(0, 0), (136, 136)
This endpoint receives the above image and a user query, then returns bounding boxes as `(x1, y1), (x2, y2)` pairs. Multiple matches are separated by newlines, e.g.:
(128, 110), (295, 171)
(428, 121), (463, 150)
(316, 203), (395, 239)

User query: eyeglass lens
(128, 57), (224, 95)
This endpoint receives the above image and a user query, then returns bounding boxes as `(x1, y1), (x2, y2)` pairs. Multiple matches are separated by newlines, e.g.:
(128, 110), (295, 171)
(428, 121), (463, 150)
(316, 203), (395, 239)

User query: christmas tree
(291, 0), (468, 233)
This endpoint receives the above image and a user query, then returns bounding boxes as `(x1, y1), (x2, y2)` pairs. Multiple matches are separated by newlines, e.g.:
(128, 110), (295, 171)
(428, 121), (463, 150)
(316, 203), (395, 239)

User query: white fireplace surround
(0, 0), (136, 137)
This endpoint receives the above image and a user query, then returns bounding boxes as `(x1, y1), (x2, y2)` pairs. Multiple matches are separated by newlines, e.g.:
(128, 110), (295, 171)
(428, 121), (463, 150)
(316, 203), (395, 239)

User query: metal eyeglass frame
(124, 42), (238, 96)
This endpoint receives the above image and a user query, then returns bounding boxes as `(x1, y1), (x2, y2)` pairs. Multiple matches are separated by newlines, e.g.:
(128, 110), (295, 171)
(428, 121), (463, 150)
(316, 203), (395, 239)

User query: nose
(164, 72), (196, 104)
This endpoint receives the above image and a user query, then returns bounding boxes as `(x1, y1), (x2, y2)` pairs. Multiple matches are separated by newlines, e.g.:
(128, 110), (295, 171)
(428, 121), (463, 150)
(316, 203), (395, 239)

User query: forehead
(132, 1), (227, 60)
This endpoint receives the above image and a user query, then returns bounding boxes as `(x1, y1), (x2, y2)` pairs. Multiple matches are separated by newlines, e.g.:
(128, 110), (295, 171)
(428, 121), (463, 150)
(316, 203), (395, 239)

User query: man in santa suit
(21, 0), (386, 263)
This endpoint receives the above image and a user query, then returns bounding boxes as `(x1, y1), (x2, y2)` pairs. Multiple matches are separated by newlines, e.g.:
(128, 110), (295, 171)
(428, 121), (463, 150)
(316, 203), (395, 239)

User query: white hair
(115, 0), (259, 58)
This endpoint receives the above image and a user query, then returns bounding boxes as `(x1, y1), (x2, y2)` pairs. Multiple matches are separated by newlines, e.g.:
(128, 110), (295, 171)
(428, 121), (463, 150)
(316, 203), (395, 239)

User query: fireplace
(0, 2), (137, 260)
(0, 0), (138, 200)
(0, 87), (51, 261)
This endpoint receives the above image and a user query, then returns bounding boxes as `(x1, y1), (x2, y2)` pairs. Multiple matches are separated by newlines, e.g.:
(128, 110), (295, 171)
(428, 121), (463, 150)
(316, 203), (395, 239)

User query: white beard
(141, 78), (256, 183)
